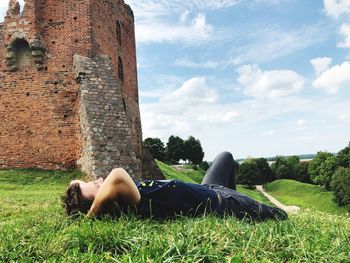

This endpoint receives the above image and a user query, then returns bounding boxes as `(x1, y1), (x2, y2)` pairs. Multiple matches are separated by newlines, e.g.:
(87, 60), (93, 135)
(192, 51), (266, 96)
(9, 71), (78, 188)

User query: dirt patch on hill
(256, 185), (300, 214)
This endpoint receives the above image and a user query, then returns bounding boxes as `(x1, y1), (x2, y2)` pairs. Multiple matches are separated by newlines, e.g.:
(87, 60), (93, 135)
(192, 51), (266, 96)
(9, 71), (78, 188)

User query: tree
(165, 136), (184, 164)
(183, 136), (204, 164)
(319, 155), (339, 190)
(296, 161), (312, 183)
(336, 142), (350, 168)
(330, 167), (350, 208)
(286, 156), (300, 179)
(271, 156), (287, 178)
(271, 156), (294, 180)
(276, 164), (292, 179)
(199, 161), (209, 171)
(143, 137), (166, 161)
(308, 151), (334, 186)
(255, 158), (273, 184)
(238, 159), (260, 188)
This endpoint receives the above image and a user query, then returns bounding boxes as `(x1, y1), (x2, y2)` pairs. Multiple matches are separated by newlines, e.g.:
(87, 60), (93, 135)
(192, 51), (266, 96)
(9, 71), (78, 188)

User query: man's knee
(218, 151), (234, 162)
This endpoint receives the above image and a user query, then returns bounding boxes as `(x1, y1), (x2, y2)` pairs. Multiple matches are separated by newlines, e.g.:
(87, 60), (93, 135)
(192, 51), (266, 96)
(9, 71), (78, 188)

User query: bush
(199, 161), (209, 171)
(271, 156), (302, 181)
(296, 161), (312, 183)
(143, 137), (166, 161)
(166, 136), (184, 164)
(319, 155), (339, 190)
(183, 136), (204, 164)
(308, 152), (334, 186)
(255, 158), (274, 183)
(237, 159), (260, 188)
(330, 167), (350, 208)
(336, 142), (350, 168)
(191, 164), (198, 170)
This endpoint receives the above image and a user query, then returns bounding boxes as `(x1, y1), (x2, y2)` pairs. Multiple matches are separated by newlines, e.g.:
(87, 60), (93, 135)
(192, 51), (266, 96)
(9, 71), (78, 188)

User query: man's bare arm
(87, 168), (141, 217)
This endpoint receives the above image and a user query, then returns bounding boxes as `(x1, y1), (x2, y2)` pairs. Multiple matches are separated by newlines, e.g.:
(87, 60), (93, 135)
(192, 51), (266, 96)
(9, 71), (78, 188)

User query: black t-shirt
(133, 179), (220, 219)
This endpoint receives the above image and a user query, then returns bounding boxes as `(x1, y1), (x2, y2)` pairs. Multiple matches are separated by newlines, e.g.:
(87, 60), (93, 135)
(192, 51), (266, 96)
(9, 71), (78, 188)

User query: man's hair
(61, 182), (93, 216)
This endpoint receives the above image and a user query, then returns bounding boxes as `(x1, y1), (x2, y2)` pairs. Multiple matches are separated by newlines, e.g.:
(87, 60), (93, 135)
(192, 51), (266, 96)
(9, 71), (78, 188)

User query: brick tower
(0, 0), (163, 179)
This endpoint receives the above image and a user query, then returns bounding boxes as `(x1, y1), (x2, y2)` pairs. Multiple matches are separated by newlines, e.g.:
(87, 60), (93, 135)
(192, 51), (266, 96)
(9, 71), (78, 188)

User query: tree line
(237, 155), (312, 188)
(143, 135), (206, 166)
(237, 142), (350, 210)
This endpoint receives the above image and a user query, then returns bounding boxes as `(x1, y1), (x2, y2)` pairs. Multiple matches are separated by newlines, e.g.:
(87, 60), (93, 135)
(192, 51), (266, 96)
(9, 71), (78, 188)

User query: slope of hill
(155, 161), (197, 183)
(264, 179), (349, 216)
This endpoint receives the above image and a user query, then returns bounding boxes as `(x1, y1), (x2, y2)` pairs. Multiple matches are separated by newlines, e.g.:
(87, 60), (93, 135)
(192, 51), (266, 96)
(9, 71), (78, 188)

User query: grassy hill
(264, 179), (349, 216)
(1, 169), (349, 261)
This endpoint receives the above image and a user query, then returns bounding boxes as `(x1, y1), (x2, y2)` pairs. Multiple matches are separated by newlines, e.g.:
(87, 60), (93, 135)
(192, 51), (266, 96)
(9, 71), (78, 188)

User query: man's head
(62, 178), (104, 216)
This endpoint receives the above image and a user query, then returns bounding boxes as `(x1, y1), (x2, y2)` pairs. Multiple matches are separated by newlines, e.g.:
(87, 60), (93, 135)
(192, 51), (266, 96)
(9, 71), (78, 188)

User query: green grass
(155, 160), (197, 183)
(1, 169), (350, 261)
(236, 185), (272, 205)
(181, 167), (207, 184)
(264, 179), (350, 216)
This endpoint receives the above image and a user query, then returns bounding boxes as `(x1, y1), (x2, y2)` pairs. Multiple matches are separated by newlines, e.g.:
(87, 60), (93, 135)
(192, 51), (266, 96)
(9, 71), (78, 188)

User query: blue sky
(1, 0), (350, 161)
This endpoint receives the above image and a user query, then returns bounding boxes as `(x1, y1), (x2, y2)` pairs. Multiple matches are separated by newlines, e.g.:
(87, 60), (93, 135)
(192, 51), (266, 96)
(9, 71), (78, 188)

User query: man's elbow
(107, 168), (129, 184)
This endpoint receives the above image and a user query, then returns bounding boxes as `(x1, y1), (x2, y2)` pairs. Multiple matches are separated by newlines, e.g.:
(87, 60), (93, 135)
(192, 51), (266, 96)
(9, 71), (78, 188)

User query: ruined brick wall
(0, 0), (87, 169)
(0, 0), (161, 179)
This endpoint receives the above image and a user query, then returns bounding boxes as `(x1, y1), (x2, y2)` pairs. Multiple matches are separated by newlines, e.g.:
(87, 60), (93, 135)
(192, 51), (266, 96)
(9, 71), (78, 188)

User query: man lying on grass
(62, 152), (287, 221)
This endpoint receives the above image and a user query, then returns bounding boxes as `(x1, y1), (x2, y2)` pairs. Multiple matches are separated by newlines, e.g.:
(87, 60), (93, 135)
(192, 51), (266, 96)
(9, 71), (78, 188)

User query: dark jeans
(201, 151), (237, 190)
(201, 152), (287, 221)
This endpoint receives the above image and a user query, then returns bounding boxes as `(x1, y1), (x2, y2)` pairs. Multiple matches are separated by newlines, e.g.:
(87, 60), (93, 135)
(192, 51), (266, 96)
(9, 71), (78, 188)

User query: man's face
(69, 178), (104, 200)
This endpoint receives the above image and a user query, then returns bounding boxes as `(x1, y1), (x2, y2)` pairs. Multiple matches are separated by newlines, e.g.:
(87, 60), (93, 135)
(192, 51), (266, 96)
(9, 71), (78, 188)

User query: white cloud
(197, 111), (241, 123)
(124, 0), (225, 44)
(324, 0), (350, 18)
(310, 57), (333, 76)
(175, 58), (221, 69)
(162, 77), (217, 105)
(338, 24), (350, 48)
(179, 10), (190, 23)
(313, 61), (350, 94)
(135, 13), (213, 44)
(174, 57), (239, 69)
(339, 113), (350, 121)
(237, 64), (305, 99)
(230, 23), (333, 64)
(297, 119), (306, 126)
(126, 0), (239, 18)
(191, 0), (240, 10)
(255, 0), (290, 4)
(126, 0), (298, 46)
(0, 0), (25, 21)
(261, 130), (276, 136)
(0, 2), (7, 21)
(140, 75), (350, 160)
(140, 76), (243, 145)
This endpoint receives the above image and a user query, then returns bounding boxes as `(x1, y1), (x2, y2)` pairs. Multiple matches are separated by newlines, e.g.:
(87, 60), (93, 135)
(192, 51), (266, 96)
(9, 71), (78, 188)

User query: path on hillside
(171, 165), (188, 172)
(256, 185), (301, 214)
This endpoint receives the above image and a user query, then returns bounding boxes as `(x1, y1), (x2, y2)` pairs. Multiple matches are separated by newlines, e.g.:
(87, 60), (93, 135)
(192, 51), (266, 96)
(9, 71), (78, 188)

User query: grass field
(1, 168), (350, 261)
(264, 179), (350, 216)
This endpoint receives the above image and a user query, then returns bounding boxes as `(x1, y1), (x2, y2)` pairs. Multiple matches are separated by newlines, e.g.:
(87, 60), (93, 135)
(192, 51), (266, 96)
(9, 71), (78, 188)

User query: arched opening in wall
(12, 39), (33, 69)
(116, 21), (121, 46)
(118, 57), (124, 81)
